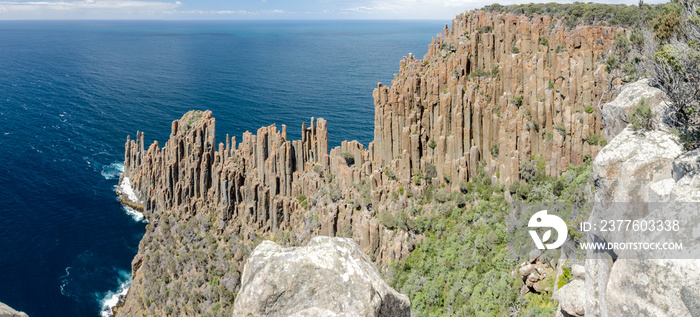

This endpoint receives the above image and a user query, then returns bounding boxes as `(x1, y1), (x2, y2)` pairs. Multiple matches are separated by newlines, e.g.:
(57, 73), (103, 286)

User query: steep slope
(372, 11), (622, 188)
(114, 10), (625, 316)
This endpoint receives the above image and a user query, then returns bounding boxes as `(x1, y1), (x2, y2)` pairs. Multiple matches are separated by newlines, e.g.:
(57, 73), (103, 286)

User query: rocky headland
(113, 5), (700, 317)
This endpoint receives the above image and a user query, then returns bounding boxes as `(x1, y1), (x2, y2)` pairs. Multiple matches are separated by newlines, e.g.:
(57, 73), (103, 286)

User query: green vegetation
(511, 44), (521, 54)
(383, 167), (398, 181)
(341, 151), (355, 166)
(483, 2), (677, 30)
(297, 194), (308, 210)
(555, 124), (566, 136)
(511, 95), (524, 107)
(648, 0), (700, 149)
(490, 143), (500, 158)
(182, 111), (204, 132)
(558, 265), (573, 289)
(630, 97), (655, 131)
(539, 37), (549, 46)
(391, 161), (592, 316)
(428, 139), (437, 149)
(586, 133), (607, 146)
(476, 26), (493, 33)
(468, 65), (500, 79)
(584, 105), (595, 114)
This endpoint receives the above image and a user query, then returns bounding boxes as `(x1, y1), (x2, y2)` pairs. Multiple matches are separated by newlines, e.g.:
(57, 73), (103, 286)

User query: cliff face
(116, 10), (625, 316)
(372, 11), (622, 188)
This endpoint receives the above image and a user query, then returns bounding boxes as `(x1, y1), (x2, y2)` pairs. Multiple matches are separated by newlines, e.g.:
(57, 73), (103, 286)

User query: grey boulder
(233, 236), (411, 317)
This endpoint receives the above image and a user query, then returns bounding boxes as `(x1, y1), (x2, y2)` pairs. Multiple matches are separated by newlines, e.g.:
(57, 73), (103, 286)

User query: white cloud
(178, 8), (286, 16)
(340, 0), (669, 19)
(0, 0), (181, 19)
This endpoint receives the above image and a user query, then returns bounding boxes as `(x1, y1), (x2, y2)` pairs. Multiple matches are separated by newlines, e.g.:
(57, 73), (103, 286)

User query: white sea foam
(101, 162), (123, 180)
(117, 177), (141, 203)
(99, 271), (131, 317)
(59, 266), (71, 297)
(123, 205), (148, 223)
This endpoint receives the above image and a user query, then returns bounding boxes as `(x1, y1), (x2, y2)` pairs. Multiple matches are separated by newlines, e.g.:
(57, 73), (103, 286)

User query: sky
(0, 0), (669, 20)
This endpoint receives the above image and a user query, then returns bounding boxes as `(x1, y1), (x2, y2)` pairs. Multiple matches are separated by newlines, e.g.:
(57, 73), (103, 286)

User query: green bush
(557, 265), (573, 289)
(511, 45), (521, 54)
(586, 133), (607, 146)
(630, 98), (655, 131)
(482, 2), (677, 29)
(490, 143), (500, 158)
(341, 151), (355, 166)
(297, 194), (308, 210)
(383, 167), (398, 181)
(555, 124), (566, 136)
(425, 163), (438, 179)
(584, 106), (595, 114)
(379, 211), (398, 229)
(511, 95), (524, 107)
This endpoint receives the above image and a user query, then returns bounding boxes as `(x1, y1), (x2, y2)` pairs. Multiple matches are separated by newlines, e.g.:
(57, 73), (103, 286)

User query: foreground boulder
(233, 236), (411, 317)
(555, 265), (586, 317)
(0, 302), (28, 317)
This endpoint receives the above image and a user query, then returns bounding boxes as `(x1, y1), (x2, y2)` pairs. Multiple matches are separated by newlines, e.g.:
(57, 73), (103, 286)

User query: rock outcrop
(233, 237), (411, 317)
(0, 302), (28, 317)
(115, 9), (632, 317)
(585, 79), (700, 317)
(555, 265), (586, 317)
(372, 11), (623, 189)
(600, 78), (668, 141)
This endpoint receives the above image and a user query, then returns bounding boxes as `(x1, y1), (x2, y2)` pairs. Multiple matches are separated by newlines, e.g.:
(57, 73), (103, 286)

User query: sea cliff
(116, 9), (631, 316)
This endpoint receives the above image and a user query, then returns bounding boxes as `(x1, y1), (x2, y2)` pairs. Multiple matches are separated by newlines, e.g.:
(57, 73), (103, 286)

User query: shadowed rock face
(233, 237), (411, 317)
(115, 9), (628, 317)
(0, 302), (28, 317)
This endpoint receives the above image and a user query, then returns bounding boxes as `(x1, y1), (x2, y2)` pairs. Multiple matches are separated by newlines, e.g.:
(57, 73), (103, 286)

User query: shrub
(482, 2), (677, 29)
(652, 7), (682, 40)
(586, 133), (607, 146)
(548, 80), (555, 89)
(383, 167), (398, 181)
(425, 163), (438, 179)
(428, 139), (437, 149)
(555, 45), (567, 53)
(539, 37), (549, 46)
(296, 194), (308, 209)
(557, 265), (573, 289)
(341, 151), (355, 166)
(630, 98), (655, 131)
(648, 1), (700, 149)
(490, 143), (500, 158)
(511, 45), (521, 54)
(555, 124), (566, 136)
(511, 95), (524, 107)
(584, 106), (595, 114)
(378, 211), (398, 229)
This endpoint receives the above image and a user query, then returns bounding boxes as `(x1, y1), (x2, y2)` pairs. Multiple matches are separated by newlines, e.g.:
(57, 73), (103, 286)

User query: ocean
(0, 20), (443, 316)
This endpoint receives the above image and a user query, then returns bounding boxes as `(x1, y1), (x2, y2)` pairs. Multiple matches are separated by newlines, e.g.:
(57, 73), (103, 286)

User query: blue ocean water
(0, 20), (444, 316)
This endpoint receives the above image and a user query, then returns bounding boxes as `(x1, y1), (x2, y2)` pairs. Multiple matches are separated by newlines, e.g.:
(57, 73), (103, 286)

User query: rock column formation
(116, 10), (629, 316)
(371, 11), (622, 188)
